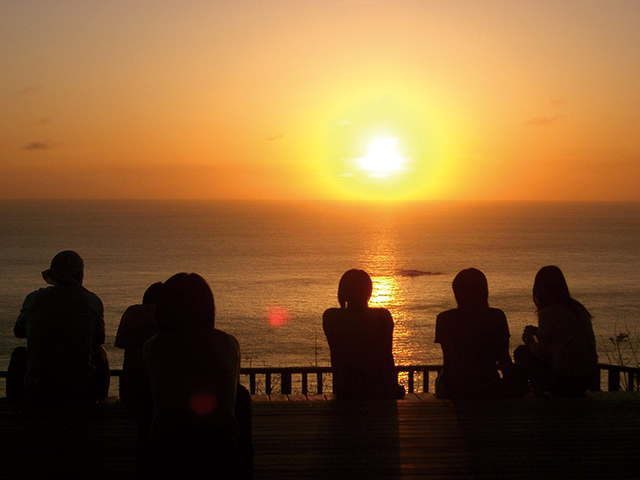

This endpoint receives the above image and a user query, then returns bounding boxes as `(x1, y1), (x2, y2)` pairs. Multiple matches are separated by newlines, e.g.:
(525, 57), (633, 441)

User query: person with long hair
(435, 268), (513, 399)
(138, 273), (252, 479)
(517, 265), (598, 397)
(323, 269), (403, 400)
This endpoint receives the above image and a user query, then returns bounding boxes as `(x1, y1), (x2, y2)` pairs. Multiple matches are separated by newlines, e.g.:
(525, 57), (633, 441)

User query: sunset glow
(2, 1), (639, 201)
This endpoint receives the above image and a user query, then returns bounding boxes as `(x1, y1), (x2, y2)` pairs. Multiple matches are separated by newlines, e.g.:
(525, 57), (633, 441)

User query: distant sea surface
(2, 200), (640, 374)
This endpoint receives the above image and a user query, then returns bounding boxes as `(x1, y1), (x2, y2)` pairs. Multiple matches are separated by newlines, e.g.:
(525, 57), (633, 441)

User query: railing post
(407, 369), (415, 394)
(317, 372), (323, 394)
(265, 373), (272, 395)
(250, 373), (256, 395)
(302, 373), (308, 395)
(281, 371), (292, 395)
(592, 369), (601, 391)
(424, 370), (430, 393)
(608, 368), (621, 392)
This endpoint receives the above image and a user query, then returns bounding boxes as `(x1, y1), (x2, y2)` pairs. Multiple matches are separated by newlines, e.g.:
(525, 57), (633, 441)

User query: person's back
(144, 327), (240, 439)
(434, 268), (511, 399)
(323, 306), (398, 400)
(519, 266), (598, 397)
(536, 301), (598, 395)
(115, 282), (162, 402)
(323, 269), (401, 400)
(20, 284), (104, 399)
(9, 250), (108, 403)
(435, 307), (509, 398)
(138, 272), (246, 479)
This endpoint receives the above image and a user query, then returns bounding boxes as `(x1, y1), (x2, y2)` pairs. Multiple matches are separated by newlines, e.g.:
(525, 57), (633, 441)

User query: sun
(359, 137), (405, 175)
(323, 95), (443, 201)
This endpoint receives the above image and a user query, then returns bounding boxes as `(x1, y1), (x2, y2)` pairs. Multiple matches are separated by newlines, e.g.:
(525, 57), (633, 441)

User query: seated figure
(138, 272), (251, 479)
(515, 265), (598, 397)
(323, 269), (403, 400)
(435, 268), (513, 399)
(115, 281), (163, 403)
(8, 250), (109, 403)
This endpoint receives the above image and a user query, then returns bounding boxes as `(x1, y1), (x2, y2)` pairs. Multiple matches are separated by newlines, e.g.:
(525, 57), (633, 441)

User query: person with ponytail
(323, 269), (404, 400)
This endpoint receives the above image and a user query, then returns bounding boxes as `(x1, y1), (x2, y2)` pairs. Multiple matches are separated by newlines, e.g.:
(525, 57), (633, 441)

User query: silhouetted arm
(495, 310), (513, 369)
(497, 335), (513, 370)
(89, 294), (106, 350)
(14, 291), (37, 338)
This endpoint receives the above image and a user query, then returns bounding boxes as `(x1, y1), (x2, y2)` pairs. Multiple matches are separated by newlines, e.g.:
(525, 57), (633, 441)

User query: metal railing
(237, 365), (443, 395)
(234, 364), (640, 395)
(2, 363), (638, 396)
(598, 363), (640, 392)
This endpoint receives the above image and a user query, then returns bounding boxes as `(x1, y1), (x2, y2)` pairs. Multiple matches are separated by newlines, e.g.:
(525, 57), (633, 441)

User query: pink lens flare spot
(268, 305), (290, 327)
(189, 391), (217, 416)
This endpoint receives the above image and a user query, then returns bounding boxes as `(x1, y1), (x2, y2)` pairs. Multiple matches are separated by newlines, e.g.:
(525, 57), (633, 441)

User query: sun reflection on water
(359, 225), (431, 368)
(369, 275), (398, 308)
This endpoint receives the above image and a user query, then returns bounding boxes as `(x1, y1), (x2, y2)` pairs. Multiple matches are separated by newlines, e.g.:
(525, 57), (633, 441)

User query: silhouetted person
(114, 282), (163, 403)
(323, 269), (403, 400)
(138, 273), (252, 479)
(515, 265), (598, 397)
(435, 268), (513, 399)
(7, 250), (109, 403)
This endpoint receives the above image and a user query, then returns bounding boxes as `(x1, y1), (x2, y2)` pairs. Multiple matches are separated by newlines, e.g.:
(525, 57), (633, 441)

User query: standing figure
(435, 268), (512, 399)
(139, 272), (251, 479)
(323, 269), (403, 400)
(516, 265), (598, 397)
(8, 250), (109, 403)
(115, 282), (163, 403)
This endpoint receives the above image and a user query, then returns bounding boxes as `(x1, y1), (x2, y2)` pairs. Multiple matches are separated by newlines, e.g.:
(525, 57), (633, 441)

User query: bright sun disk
(359, 137), (405, 173)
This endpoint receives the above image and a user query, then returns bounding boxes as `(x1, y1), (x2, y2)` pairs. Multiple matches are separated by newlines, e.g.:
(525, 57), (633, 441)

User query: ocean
(2, 200), (640, 380)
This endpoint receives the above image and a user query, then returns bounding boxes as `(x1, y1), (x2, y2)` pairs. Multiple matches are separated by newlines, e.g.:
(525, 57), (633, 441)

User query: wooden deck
(1, 392), (639, 479)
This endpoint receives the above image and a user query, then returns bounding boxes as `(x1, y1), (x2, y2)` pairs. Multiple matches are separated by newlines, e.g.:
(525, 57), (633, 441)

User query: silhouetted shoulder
(322, 307), (341, 321)
(323, 307), (392, 329)
(436, 308), (457, 321)
(213, 328), (240, 356)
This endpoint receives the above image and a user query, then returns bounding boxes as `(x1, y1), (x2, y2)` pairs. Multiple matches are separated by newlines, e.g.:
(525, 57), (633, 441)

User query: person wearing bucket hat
(7, 250), (110, 403)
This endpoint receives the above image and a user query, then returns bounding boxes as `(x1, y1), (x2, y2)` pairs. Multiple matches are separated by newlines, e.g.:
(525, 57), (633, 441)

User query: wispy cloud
(524, 115), (562, 126)
(22, 86), (40, 95)
(264, 134), (284, 142)
(24, 141), (54, 151)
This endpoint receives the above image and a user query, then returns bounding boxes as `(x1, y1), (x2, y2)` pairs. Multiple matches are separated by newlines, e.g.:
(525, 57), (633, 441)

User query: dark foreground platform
(1, 393), (639, 479)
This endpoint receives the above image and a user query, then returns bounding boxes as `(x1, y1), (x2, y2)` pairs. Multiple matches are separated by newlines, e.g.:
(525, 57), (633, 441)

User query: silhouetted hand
(522, 325), (538, 345)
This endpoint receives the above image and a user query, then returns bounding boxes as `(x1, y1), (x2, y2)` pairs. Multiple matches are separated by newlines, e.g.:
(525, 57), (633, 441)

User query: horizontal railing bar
(2, 364), (639, 393)
(0, 363), (637, 376)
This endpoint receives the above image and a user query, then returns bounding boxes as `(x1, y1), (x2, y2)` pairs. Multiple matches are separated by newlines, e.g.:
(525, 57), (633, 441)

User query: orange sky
(2, 1), (639, 201)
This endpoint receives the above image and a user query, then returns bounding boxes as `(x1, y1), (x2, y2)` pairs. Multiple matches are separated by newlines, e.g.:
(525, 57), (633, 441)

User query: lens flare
(268, 305), (290, 327)
(189, 391), (217, 416)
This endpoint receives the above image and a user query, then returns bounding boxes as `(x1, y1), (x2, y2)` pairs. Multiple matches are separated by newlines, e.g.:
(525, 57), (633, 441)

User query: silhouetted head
(338, 269), (373, 309)
(42, 250), (84, 286)
(533, 265), (572, 310)
(142, 282), (164, 305)
(156, 273), (215, 331)
(452, 268), (489, 310)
